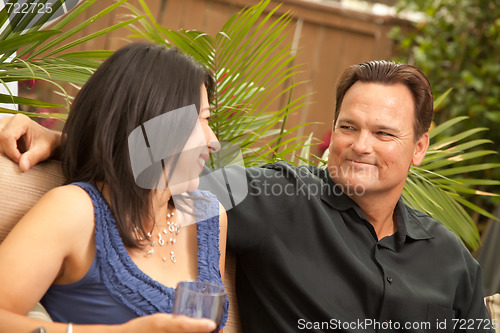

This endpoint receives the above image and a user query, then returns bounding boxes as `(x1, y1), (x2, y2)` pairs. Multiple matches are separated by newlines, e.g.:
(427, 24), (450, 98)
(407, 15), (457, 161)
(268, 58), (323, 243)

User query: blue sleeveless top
(41, 182), (228, 327)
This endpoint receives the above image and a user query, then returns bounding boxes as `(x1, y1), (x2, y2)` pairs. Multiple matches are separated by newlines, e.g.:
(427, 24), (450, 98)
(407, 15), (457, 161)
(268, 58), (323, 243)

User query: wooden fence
(41, 0), (412, 155)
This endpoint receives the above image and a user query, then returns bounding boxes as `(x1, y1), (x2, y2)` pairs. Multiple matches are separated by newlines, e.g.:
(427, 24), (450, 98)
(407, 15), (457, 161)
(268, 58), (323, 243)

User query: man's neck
(350, 191), (400, 240)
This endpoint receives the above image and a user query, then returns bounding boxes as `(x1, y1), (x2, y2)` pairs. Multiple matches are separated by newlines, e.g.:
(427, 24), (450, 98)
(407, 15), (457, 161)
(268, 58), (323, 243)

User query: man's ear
(412, 132), (429, 166)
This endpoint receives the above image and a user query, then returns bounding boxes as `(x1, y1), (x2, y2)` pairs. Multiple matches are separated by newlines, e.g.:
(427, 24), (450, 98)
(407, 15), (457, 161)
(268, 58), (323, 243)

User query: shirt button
(387, 275), (393, 283)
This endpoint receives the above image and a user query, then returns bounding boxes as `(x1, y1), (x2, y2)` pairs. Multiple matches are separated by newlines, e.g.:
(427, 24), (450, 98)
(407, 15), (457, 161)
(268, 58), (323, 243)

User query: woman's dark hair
(61, 42), (215, 248)
(334, 60), (434, 140)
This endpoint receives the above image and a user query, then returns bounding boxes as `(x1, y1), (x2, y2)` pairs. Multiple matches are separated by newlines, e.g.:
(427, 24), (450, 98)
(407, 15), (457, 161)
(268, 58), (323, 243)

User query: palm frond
(402, 176), (481, 249)
(0, 0), (130, 112)
(407, 115), (500, 249)
(130, 0), (310, 167)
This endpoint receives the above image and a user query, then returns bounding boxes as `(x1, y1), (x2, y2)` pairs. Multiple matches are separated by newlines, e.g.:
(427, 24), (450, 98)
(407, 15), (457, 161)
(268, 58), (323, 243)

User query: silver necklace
(141, 211), (181, 263)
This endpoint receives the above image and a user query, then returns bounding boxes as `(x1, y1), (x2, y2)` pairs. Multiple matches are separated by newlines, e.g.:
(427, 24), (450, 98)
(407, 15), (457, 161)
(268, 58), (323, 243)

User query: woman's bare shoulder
(26, 184), (95, 232)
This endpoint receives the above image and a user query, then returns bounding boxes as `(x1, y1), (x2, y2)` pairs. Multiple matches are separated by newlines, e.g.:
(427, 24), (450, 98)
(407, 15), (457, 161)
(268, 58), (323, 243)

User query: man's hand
(0, 114), (62, 172)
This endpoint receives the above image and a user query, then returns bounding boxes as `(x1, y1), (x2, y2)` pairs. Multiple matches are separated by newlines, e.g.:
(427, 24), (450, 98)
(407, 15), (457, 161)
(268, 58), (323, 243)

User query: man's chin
(332, 177), (376, 197)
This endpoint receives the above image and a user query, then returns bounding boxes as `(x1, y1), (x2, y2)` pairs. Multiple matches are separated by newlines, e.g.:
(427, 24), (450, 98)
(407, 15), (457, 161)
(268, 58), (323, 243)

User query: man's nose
(351, 131), (373, 154)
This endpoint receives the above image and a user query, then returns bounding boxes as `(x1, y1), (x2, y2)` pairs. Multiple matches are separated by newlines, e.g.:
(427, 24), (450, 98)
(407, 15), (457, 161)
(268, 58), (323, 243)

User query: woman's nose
(207, 126), (221, 153)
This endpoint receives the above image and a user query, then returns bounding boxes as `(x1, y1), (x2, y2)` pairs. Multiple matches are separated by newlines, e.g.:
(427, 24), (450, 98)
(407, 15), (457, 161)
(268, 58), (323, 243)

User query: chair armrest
(223, 251), (242, 333)
(485, 293), (500, 332)
(28, 303), (53, 323)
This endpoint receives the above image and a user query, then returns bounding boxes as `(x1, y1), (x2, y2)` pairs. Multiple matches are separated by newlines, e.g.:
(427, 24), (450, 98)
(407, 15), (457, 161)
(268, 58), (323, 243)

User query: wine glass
(173, 281), (227, 332)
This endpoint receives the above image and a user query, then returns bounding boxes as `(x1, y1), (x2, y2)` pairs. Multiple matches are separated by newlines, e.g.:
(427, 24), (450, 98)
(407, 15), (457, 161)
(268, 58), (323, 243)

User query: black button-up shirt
(222, 162), (492, 332)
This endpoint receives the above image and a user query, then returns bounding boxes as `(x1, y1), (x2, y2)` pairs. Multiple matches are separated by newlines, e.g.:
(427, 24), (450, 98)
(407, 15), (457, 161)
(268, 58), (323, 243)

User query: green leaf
(27, 0), (126, 58)
(430, 127), (489, 150)
(43, 16), (143, 58)
(436, 163), (500, 177)
(55, 50), (114, 59)
(0, 0), (130, 115)
(0, 93), (65, 108)
(0, 30), (60, 60)
(422, 150), (497, 171)
(428, 116), (468, 140)
(0, 108), (67, 120)
(433, 88), (452, 110)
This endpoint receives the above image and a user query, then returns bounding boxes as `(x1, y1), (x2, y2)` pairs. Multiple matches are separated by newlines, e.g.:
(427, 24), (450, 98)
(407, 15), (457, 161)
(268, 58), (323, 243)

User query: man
(0, 61), (493, 332)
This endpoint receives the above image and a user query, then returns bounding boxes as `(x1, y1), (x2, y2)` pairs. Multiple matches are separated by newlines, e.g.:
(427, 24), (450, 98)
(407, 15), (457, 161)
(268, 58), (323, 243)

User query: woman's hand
(121, 313), (217, 333)
(0, 114), (62, 171)
(0, 310), (217, 333)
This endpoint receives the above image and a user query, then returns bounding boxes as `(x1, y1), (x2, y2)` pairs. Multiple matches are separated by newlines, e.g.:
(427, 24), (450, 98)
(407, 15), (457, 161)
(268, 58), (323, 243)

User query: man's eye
(340, 125), (354, 130)
(377, 131), (394, 137)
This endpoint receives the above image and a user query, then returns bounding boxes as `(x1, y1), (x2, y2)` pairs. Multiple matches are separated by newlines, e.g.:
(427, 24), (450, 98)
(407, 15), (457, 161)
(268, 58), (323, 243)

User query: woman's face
(168, 85), (220, 194)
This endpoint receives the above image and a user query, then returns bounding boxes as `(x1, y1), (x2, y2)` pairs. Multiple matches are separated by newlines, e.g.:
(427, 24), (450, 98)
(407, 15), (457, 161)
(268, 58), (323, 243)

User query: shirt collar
(394, 198), (434, 245)
(321, 169), (434, 249)
(320, 170), (359, 211)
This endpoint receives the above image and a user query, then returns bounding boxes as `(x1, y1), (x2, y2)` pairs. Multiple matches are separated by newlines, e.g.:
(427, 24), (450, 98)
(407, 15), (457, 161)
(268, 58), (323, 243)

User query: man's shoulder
(257, 160), (327, 181)
(404, 203), (471, 251)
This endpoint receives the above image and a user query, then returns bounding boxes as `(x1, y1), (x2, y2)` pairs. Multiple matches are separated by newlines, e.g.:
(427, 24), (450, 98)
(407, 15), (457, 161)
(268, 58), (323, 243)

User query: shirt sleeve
(198, 164), (282, 253)
(225, 165), (283, 253)
(459, 262), (495, 332)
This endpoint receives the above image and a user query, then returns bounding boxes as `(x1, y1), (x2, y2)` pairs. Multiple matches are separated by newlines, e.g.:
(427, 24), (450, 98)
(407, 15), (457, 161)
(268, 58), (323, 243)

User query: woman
(0, 42), (228, 332)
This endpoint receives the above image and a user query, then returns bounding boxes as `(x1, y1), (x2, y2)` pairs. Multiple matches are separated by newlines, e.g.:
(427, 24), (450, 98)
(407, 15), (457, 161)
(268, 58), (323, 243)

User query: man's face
(327, 81), (429, 198)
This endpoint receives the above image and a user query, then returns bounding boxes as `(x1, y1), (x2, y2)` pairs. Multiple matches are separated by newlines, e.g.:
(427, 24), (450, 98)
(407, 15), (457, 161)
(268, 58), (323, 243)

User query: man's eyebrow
(337, 119), (356, 125)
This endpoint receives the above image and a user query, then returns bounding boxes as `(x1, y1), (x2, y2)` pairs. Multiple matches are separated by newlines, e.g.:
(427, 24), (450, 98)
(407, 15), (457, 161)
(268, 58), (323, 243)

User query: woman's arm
(0, 114), (62, 171)
(0, 185), (217, 332)
(0, 186), (90, 315)
(0, 308), (217, 333)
